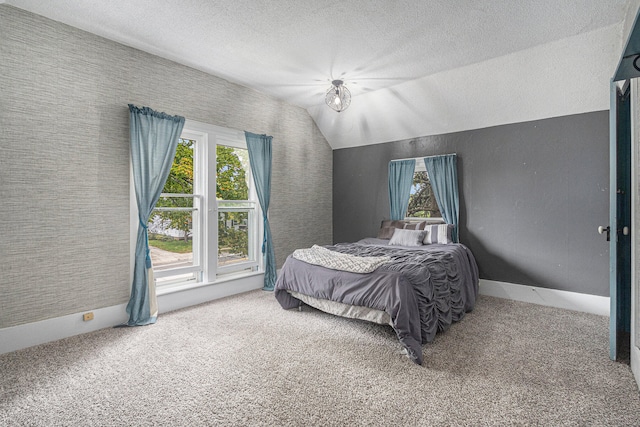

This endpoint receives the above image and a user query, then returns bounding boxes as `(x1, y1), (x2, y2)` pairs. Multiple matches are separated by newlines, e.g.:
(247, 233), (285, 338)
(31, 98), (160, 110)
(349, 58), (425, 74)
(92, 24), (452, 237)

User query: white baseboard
(0, 274), (264, 355)
(479, 279), (610, 317)
(0, 303), (129, 356)
(632, 344), (640, 387)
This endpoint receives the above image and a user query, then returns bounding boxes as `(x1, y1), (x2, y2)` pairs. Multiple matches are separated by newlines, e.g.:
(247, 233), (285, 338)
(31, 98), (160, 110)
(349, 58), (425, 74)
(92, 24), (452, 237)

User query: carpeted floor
(1, 291), (639, 426)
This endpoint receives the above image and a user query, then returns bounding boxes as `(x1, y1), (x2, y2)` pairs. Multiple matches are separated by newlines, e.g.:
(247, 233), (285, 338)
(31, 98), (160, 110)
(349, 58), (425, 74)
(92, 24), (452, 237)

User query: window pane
(407, 171), (442, 218)
(164, 138), (194, 195)
(218, 210), (249, 267)
(216, 144), (255, 272)
(150, 137), (198, 278)
(216, 146), (249, 200)
(148, 208), (194, 271)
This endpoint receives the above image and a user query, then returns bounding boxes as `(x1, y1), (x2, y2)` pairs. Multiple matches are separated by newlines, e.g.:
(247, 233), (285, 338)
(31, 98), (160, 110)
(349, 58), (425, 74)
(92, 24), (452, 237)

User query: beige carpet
(1, 291), (639, 426)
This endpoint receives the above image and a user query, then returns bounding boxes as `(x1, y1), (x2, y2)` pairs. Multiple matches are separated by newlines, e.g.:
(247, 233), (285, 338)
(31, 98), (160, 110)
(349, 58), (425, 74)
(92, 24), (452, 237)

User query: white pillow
(388, 228), (426, 246)
(423, 224), (454, 244)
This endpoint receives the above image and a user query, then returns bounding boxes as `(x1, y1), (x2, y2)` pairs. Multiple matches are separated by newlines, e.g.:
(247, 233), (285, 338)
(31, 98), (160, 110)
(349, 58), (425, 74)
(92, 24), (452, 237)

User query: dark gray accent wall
(334, 112), (610, 297)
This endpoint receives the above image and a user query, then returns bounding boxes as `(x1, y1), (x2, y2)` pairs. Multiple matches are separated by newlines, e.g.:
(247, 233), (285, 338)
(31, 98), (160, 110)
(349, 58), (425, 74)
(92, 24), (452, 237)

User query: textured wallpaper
(0, 5), (332, 328)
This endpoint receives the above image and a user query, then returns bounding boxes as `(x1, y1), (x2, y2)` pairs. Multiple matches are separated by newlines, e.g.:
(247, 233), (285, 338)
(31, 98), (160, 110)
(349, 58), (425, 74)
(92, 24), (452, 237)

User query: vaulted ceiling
(4, 0), (634, 148)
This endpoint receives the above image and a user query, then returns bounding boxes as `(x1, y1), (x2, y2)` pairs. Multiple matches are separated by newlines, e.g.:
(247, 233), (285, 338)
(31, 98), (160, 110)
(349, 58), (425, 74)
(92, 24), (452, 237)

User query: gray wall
(0, 5), (332, 329)
(334, 111), (610, 297)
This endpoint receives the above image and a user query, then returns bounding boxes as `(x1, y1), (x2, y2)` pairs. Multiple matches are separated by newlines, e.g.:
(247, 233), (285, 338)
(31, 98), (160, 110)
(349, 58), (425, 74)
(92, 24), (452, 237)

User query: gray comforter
(274, 238), (479, 365)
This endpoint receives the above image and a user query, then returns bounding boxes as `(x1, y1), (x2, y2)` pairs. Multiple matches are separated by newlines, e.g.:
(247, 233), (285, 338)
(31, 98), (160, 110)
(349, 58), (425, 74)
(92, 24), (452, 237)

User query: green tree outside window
(407, 171), (442, 218)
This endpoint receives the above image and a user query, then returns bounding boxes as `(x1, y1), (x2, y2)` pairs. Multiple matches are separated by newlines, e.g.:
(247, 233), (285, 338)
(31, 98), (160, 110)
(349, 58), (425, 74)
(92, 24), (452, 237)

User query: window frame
(208, 136), (260, 278)
(149, 135), (202, 287)
(144, 119), (263, 290)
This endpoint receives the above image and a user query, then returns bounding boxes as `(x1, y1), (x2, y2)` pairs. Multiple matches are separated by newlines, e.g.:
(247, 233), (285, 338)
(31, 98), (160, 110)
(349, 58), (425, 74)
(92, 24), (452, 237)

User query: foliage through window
(216, 145), (252, 267)
(407, 171), (442, 219)
(149, 138), (196, 276)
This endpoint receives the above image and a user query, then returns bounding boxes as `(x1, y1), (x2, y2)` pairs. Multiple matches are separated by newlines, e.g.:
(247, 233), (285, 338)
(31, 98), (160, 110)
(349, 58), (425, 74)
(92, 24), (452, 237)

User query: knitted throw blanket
(292, 245), (390, 274)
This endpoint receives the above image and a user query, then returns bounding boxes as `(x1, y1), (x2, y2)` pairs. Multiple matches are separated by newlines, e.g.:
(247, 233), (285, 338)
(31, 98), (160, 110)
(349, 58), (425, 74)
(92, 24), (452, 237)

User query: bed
(274, 221), (479, 365)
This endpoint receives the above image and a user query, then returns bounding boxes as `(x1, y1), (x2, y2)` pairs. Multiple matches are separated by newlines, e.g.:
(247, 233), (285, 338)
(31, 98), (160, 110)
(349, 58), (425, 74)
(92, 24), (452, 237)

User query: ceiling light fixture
(325, 79), (351, 113)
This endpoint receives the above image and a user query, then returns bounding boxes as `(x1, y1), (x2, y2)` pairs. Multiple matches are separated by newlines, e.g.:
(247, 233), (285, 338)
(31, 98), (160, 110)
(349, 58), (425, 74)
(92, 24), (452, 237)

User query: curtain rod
(390, 153), (457, 163)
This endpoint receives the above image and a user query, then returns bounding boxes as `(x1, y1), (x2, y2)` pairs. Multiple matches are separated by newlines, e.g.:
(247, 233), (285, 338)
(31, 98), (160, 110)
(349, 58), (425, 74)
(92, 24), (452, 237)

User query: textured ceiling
(4, 0), (633, 148)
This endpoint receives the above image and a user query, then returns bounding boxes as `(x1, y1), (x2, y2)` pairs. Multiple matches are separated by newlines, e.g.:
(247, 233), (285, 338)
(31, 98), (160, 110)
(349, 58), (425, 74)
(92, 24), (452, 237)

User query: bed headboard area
(377, 218), (445, 239)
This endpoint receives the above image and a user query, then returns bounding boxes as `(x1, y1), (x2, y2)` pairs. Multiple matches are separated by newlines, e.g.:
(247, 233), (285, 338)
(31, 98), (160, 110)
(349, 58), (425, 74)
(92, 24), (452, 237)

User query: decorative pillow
(389, 228), (427, 246)
(423, 224), (455, 244)
(403, 221), (427, 230)
(377, 227), (394, 239)
(377, 220), (409, 239)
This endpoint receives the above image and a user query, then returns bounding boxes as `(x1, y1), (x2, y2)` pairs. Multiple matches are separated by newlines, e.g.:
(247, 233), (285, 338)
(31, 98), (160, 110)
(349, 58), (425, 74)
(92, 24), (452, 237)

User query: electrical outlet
(83, 312), (94, 322)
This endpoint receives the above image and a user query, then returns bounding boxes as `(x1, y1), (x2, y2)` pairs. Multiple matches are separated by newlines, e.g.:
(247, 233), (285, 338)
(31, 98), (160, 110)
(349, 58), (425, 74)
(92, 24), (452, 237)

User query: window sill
(404, 217), (444, 222)
(156, 270), (264, 296)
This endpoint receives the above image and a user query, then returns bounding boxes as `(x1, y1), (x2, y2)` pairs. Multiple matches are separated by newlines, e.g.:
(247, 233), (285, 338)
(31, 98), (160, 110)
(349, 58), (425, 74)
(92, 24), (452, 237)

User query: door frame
(630, 79), (640, 386)
(610, 80), (633, 362)
(610, 79), (619, 361)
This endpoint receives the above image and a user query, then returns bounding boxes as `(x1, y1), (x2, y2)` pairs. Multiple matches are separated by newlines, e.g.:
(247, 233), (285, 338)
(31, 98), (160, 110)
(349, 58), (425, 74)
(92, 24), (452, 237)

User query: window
(147, 120), (261, 289)
(407, 160), (442, 219)
(149, 137), (200, 286)
(215, 145), (257, 273)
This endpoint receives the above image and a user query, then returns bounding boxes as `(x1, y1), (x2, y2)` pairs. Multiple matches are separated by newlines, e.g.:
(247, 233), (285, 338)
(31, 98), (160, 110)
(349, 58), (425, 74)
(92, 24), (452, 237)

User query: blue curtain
(424, 154), (459, 242)
(245, 131), (277, 291)
(127, 105), (185, 325)
(388, 159), (416, 220)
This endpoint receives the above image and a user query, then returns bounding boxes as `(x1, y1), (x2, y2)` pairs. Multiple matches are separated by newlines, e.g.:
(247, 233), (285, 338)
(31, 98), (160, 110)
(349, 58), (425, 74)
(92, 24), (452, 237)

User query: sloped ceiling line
(3, 0), (633, 148)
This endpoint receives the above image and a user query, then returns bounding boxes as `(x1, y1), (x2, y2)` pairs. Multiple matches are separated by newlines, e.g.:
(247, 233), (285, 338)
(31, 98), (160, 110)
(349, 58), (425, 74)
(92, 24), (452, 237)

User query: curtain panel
(127, 104), (185, 325)
(245, 131), (277, 291)
(388, 159), (416, 221)
(424, 154), (459, 242)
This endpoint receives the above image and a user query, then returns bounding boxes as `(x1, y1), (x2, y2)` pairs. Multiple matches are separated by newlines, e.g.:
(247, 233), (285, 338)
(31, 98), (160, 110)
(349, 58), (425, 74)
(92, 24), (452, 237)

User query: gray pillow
(377, 226), (396, 239)
(377, 220), (408, 239)
(423, 224), (455, 244)
(388, 228), (426, 246)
